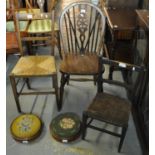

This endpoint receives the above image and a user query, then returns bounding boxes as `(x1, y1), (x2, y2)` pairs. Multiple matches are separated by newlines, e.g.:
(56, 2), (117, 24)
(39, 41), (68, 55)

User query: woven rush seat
(28, 19), (59, 33)
(60, 54), (99, 75)
(10, 56), (56, 77)
(10, 114), (42, 142)
(86, 93), (131, 127)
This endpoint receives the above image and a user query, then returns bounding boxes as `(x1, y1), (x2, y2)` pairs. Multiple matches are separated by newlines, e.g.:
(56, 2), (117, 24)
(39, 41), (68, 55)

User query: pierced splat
(37, 0), (45, 12)
(60, 2), (106, 56)
(77, 9), (88, 54)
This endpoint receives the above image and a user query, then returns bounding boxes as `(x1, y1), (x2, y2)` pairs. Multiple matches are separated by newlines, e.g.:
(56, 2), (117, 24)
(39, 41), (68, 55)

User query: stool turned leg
(67, 75), (70, 85)
(10, 76), (21, 113)
(82, 112), (88, 140)
(118, 126), (128, 152)
(52, 74), (60, 111)
(93, 75), (97, 85)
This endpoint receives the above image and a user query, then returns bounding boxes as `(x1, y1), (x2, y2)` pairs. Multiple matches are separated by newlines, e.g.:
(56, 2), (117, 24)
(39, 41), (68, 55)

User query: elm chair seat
(60, 54), (99, 75)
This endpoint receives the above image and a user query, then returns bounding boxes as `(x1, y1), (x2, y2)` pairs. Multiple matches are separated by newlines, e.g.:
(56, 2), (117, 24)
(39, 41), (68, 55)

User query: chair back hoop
(15, 10), (55, 55)
(105, 0), (139, 9)
(49, 0), (57, 11)
(26, 0), (45, 13)
(59, 2), (106, 57)
(98, 56), (146, 92)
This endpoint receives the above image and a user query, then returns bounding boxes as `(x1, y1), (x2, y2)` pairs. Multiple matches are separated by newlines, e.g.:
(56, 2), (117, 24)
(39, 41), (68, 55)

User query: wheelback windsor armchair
(9, 10), (60, 113)
(59, 2), (107, 110)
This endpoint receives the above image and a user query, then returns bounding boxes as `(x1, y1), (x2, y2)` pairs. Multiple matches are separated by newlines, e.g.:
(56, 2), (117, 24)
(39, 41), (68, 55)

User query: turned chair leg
(118, 126), (128, 153)
(59, 73), (69, 110)
(82, 112), (88, 140)
(108, 66), (114, 80)
(97, 73), (103, 93)
(93, 75), (97, 85)
(10, 76), (22, 113)
(67, 75), (70, 85)
(52, 74), (60, 111)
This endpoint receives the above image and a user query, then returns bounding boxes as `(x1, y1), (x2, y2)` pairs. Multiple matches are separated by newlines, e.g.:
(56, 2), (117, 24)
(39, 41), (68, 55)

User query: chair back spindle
(59, 2), (106, 57)
(15, 10), (55, 55)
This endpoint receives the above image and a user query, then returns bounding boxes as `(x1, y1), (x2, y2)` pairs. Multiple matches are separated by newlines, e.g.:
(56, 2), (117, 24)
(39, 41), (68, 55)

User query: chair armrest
(99, 56), (146, 72)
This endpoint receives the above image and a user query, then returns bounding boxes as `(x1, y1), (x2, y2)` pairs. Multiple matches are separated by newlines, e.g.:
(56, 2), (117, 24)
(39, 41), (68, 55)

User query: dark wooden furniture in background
(6, 0), (20, 57)
(104, 0), (140, 9)
(9, 10), (60, 113)
(82, 57), (145, 152)
(132, 9), (149, 155)
(6, 0), (39, 57)
(104, 8), (138, 80)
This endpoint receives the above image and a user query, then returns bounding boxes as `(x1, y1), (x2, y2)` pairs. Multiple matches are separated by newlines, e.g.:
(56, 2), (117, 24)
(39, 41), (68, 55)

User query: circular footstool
(10, 114), (42, 143)
(50, 112), (81, 143)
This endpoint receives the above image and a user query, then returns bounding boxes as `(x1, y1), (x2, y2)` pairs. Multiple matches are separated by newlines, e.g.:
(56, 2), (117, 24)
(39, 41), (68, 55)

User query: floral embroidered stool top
(10, 114), (42, 143)
(50, 113), (81, 143)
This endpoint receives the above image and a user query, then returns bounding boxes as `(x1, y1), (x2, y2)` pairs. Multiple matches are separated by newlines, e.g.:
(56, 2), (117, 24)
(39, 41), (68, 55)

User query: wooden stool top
(10, 56), (56, 77)
(87, 93), (131, 127)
